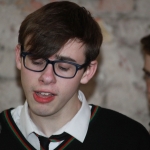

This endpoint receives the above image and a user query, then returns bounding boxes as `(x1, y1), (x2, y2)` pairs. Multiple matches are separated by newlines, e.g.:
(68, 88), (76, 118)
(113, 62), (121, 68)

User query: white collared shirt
(11, 90), (91, 150)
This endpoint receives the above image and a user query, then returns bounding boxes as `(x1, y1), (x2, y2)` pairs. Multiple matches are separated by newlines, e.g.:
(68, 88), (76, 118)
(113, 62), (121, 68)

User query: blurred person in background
(141, 34), (150, 133)
(141, 34), (150, 110)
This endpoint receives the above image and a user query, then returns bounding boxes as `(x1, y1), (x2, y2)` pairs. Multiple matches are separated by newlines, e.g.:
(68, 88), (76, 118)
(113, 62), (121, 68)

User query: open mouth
(36, 92), (55, 97)
(33, 91), (56, 103)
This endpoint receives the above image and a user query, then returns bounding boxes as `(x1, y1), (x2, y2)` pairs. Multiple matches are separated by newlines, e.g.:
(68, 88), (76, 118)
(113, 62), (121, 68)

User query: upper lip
(34, 90), (57, 96)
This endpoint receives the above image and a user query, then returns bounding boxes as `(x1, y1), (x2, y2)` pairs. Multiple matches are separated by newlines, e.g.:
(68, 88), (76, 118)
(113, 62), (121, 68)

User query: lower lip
(33, 92), (55, 103)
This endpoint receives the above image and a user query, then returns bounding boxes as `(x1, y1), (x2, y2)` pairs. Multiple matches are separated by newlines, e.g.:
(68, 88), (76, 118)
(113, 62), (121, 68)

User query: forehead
(54, 39), (86, 63)
(144, 54), (150, 71)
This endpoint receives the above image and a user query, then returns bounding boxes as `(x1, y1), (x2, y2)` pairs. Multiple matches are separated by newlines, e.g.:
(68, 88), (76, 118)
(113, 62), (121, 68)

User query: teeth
(40, 92), (51, 96)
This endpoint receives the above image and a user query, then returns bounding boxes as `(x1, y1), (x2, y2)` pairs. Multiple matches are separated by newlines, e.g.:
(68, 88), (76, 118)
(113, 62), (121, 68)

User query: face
(143, 54), (150, 103)
(16, 40), (97, 120)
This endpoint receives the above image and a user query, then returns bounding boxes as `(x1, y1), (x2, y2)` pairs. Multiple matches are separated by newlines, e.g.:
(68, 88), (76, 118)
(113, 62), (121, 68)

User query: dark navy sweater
(0, 105), (150, 150)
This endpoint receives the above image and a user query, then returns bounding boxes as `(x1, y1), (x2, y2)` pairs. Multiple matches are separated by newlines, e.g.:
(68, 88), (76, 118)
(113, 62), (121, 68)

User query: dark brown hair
(18, 1), (103, 65)
(141, 34), (150, 55)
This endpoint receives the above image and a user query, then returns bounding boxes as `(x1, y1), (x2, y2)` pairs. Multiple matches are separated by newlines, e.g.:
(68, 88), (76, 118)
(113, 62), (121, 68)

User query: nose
(39, 64), (56, 85)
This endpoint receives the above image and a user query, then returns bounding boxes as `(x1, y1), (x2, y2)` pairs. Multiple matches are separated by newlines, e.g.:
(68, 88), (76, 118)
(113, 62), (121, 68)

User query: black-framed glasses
(21, 51), (87, 79)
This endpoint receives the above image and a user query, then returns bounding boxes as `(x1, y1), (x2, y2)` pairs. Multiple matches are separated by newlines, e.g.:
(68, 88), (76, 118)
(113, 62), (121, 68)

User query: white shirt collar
(16, 90), (91, 143)
(54, 90), (91, 142)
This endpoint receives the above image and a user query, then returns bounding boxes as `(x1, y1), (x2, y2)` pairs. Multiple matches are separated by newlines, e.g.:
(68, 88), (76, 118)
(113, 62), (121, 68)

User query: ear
(15, 44), (22, 70)
(80, 60), (98, 84)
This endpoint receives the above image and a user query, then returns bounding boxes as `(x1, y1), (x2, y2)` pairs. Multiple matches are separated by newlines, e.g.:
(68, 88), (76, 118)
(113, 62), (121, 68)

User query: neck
(29, 97), (81, 137)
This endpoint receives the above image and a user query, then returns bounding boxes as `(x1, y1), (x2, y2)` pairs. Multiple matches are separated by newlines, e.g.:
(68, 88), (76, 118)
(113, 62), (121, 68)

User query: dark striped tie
(34, 132), (69, 150)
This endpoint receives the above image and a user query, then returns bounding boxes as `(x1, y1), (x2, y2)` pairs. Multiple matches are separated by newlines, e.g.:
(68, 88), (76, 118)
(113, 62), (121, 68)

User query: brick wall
(0, 0), (150, 131)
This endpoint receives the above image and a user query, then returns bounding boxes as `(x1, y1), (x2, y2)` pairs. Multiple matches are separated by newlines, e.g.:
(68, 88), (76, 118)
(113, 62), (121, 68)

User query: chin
(29, 105), (49, 116)
(33, 109), (52, 117)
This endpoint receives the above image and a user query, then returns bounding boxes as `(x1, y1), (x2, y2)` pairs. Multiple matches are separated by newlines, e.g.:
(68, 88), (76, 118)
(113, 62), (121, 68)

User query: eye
(31, 59), (45, 66)
(145, 73), (150, 78)
(58, 65), (70, 71)
(56, 62), (74, 72)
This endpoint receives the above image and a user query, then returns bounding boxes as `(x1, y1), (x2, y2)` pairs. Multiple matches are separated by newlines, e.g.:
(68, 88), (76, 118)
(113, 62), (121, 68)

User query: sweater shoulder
(90, 104), (149, 134)
(0, 108), (14, 134)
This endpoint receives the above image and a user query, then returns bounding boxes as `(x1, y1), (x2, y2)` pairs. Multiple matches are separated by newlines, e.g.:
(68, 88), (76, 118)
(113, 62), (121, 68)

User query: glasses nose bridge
(43, 59), (56, 76)
(47, 59), (55, 67)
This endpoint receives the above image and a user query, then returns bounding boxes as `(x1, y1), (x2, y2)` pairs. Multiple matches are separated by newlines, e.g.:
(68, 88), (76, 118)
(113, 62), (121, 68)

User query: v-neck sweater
(0, 105), (150, 150)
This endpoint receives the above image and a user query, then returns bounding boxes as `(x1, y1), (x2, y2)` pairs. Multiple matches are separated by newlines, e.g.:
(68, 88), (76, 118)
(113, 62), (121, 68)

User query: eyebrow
(55, 54), (77, 63)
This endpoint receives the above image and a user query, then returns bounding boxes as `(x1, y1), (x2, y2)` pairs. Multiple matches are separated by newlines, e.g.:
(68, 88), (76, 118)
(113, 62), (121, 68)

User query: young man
(0, 1), (150, 150)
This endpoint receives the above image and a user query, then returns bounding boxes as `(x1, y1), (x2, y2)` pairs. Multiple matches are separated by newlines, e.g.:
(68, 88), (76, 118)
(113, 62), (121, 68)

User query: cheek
(146, 80), (150, 91)
(58, 76), (81, 94)
(20, 69), (36, 91)
(145, 80), (150, 103)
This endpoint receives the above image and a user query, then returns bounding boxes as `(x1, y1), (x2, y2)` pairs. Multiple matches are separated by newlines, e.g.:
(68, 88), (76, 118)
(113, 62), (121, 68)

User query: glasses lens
(54, 62), (76, 78)
(25, 55), (46, 71)
(23, 54), (78, 78)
